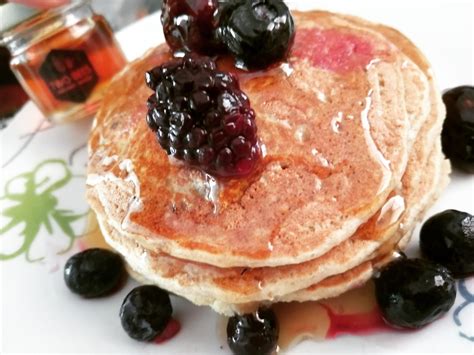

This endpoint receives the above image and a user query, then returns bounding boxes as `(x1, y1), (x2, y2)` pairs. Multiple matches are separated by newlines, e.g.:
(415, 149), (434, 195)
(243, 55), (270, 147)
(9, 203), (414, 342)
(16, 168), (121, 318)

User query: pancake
(97, 130), (443, 315)
(341, 11), (450, 253)
(279, 16), (450, 305)
(272, 14), (451, 304)
(91, 100), (437, 308)
(95, 113), (442, 314)
(98, 207), (399, 310)
(106, 135), (446, 313)
(87, 11), (414, 268)
(286, 142), (447, 304)
(85, 10), (449, 316)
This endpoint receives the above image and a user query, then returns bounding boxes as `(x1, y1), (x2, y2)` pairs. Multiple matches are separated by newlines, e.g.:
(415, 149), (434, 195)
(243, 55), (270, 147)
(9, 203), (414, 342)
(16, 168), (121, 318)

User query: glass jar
(0, 1), (127, 123)
(0, 45), (28, 120)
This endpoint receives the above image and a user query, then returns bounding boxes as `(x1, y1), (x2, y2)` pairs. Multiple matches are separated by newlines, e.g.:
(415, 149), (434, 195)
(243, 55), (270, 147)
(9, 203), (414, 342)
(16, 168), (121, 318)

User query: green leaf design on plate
(0, 159), (87, 262)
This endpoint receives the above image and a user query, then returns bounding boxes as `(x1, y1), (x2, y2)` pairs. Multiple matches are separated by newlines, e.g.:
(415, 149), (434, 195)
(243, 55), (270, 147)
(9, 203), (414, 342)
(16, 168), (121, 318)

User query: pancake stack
(86, 11), (450, 315)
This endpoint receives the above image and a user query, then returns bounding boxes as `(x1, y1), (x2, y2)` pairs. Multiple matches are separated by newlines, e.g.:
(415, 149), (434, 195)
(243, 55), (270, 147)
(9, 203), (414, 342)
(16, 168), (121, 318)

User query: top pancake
(87, 11), (412, 267)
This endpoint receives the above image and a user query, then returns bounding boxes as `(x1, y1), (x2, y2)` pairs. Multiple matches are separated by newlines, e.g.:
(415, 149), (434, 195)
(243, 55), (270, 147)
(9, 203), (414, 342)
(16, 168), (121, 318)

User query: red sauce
(292, 28), (374, 73)
(154, 318), (181, 344)
(273, 281), (390, 350)
(324, 305), (388, 338)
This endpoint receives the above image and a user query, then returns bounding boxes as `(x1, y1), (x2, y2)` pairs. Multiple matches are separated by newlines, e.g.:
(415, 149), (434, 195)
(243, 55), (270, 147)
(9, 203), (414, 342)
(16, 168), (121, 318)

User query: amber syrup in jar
(0, 45), (28, 119)
(0, 1), (127, 123)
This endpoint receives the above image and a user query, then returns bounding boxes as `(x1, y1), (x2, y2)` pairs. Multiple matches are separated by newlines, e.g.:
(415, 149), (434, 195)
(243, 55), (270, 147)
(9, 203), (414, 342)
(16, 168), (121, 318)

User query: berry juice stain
(272, 281), (389, 350)
(291, 28), (374, 74)
(154, 318), (181, 344)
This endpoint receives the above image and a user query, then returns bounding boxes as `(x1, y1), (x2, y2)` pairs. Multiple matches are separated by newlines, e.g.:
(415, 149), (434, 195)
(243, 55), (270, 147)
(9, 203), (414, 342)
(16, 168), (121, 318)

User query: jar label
(39, 49), (98, 103)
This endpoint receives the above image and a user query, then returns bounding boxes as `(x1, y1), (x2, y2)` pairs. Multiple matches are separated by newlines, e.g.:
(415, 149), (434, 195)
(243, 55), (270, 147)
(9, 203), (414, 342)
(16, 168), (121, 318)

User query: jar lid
(0, 3), (40, 34)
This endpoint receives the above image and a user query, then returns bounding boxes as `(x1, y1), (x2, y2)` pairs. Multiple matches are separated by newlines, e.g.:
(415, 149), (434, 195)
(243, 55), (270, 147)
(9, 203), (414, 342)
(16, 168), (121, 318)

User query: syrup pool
(217, 281), (391, 353)
(273, 281), (389, 350)
(78, 210), (111, 250)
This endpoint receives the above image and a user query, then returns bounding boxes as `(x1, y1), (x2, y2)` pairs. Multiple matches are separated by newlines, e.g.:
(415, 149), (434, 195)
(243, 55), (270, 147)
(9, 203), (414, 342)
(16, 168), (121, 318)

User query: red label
(39, 49), (98, 103)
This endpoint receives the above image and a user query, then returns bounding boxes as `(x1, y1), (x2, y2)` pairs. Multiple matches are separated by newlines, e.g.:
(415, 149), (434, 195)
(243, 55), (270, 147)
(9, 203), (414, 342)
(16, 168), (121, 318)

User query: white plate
(1, 1), (473, 353)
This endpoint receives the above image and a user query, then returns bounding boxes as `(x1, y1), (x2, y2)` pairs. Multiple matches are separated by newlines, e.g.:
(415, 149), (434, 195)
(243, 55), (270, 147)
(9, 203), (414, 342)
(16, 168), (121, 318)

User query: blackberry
(374, 258), (456, 329)
(161, 0), (222, 55)
(64, 248), (126, 298)
(441, 86), (474, 173)
(227, 308), (279, 355)
(120, 285), (173, 341)
(420, 210), (474, 277)
(145, 54), (260, 178)
(217, 0), (295, 70)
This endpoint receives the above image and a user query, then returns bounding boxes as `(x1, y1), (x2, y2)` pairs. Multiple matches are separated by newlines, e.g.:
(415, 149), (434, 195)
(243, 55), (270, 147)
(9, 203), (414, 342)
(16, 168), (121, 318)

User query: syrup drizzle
(316, 90), (327, 103)
(360, 89), (392, 194)
(86, 158), (144, 230)
(280, 62), (294, 77)
(310, 148), (331, 168)
(376, 195), (405, 227)
(101, 155), (118, 166)
(365, 58), (382, 71)
(118, 159), (144, 229)
(330, 111), (344, 133)
(204, 173), (220, 214)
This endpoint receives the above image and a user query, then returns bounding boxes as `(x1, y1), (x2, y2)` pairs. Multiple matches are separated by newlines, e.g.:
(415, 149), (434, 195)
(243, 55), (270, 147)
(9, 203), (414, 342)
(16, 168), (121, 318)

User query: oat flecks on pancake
(86, 10), (450, 315)
(87, 11), (412, 268)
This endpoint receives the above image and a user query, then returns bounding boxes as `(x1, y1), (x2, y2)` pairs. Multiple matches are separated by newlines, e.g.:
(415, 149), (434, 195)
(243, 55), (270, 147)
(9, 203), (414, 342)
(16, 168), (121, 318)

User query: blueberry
(64, 248), (125, 298)
(441, 86), (474, 173)
(420, 209), (474, 277)
(227, 308), (279, 355)
(120, 285), (172, 341)
(374, 258), (456, 329)
(217, 0), (295, 70)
